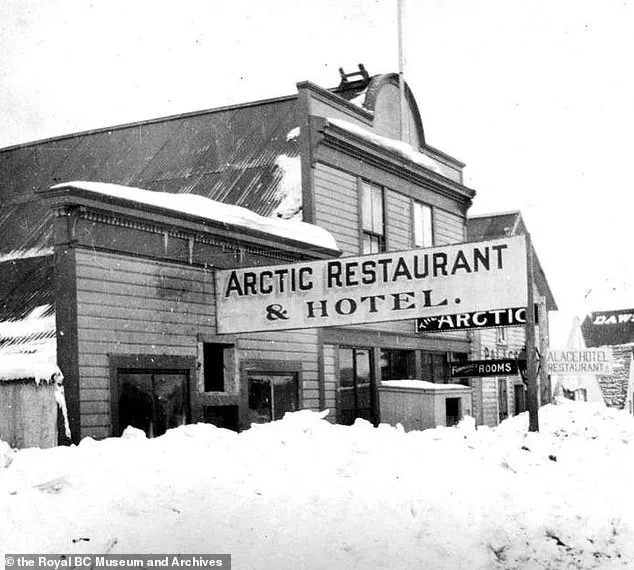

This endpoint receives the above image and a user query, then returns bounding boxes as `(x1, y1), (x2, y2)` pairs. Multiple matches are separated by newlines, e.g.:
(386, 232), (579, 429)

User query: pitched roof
(467, 211), (558, 311)
(581, 309), (634, 347)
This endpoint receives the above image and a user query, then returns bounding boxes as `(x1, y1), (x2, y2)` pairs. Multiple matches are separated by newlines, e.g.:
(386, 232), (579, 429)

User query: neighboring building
(466, 211), (557, 427)
(0, 66), (477, 443)
(581, 308), (634, 409)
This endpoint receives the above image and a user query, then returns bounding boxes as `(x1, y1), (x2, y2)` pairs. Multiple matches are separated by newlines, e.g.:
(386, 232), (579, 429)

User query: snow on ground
(2, 403), (634, 569)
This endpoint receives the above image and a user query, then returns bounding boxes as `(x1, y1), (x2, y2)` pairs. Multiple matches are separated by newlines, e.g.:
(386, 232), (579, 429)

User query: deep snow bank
(2, 404), (634, 569)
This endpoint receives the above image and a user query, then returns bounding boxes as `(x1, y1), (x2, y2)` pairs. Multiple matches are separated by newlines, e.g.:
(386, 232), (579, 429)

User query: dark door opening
(514, 383), (526, 415)
(117, 369), (189, 437)
(446, 397), (461, 427)
(339, 347), (375, 425)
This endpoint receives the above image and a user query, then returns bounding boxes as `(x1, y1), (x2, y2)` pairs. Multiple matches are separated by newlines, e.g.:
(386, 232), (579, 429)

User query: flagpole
(397, 0), (407, 142)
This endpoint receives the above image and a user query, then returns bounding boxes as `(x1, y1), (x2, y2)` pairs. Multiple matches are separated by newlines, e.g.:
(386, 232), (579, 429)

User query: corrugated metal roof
(467, 212), (520, 241)
(0, 255), (55, 359)
(467, 212), (557, 311)
(0, 97), (300, 352)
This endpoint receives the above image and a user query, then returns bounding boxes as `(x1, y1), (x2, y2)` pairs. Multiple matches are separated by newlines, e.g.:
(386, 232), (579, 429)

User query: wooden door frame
(109, 354), (198, 437)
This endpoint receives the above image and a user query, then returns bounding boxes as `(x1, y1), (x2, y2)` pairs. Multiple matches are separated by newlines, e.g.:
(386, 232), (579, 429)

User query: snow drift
(2, 404), (634, 569)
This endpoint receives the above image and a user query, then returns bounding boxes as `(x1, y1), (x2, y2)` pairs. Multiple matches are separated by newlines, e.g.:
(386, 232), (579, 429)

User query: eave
(39, 186), (340, 262)
(313, 118), (476, 206)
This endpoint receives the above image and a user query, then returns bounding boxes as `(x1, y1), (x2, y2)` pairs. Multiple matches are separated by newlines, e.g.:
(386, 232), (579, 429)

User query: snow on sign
(215, 236), (527, 334)
(546, 349), (614, 375)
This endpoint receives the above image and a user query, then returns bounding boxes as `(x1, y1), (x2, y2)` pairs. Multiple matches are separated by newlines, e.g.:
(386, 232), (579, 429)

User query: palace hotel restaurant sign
(215, 236), (528, 334)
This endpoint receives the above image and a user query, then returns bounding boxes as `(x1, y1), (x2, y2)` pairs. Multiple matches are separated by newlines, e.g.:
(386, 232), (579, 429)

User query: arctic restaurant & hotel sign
(215, 236), (528, 334)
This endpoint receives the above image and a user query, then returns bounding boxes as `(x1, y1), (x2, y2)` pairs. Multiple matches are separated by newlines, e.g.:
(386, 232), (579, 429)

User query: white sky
(1, 0), (633, 341)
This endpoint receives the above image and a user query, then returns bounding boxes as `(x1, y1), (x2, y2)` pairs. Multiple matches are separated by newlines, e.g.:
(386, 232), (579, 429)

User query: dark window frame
(412, 200), (434, 248)
(359, 179), (387, 253)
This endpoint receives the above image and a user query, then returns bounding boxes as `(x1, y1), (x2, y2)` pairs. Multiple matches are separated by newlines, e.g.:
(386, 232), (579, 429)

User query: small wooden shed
(0, 353), (63, 449)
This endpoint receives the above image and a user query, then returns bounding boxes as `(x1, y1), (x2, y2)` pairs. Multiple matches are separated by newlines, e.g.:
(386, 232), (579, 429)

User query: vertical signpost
(525, 233), (539, 432)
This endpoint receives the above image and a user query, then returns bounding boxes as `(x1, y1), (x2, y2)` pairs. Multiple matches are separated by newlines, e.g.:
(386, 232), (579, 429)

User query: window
(421, 351), (450, 383)
(202, 342), (234, 392)
(362, 181), (385, 253)
(413, 201), (433, 248)
(247, 372), (299, 423)
(380, 349), (416, 380)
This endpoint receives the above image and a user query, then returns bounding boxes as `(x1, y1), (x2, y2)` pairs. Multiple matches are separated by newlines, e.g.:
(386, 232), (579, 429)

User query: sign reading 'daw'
(215, 236), (528, 334)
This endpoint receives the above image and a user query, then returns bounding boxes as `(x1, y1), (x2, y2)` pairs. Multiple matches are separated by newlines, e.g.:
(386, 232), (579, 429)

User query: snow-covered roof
(381, 380), (470, 391)
(0, 304), (58, 383)
(0, 351), (60, 384)
(51, 181), (339, 252)
(328, 118), (443, 175)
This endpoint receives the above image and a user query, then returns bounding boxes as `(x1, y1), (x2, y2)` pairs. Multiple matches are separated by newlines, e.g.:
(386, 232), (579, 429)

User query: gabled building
(0, 66), (477, 443)
(466, 211), (557, 426)
(581, 308), (634, 409)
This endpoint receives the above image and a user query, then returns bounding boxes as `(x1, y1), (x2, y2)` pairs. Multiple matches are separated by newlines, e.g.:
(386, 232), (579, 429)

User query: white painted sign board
(215, 236), (528, 334)
(547, 349), (614, 375)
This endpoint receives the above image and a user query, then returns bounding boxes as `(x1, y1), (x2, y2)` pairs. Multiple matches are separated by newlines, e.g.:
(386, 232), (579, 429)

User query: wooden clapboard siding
(322, 344), (338, 421)
(238, 328), (321, 409)
(75, 249), (323, 436)
(386, 189), (411, 250)
(434, 208), (465, 245)
(481, 377), (499, 427)
(313, 163), (359, 255)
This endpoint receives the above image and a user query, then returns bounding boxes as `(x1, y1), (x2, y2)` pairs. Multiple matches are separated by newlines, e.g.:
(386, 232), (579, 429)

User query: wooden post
(537, 296), (550, 405)
(525, 233), (539, 431)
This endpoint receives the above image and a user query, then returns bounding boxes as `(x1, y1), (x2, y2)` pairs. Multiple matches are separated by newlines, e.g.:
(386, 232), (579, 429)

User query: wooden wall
(312, 161), (470, 421)
(0, 382), (57, 448)
(74, 249), (321, 439)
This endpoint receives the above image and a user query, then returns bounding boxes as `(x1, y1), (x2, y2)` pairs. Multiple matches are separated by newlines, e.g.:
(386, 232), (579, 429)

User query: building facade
(466, 212), (557, 426)
(1, 67), (482, 443)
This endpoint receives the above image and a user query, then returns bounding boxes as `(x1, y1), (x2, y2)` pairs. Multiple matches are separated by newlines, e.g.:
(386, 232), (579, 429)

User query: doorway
(110, 355), (197, 438)
(338, 347), (375, 425)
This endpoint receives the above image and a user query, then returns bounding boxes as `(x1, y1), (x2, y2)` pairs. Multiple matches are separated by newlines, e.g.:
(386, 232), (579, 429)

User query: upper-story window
(361, 181), (386, 253)
(413, 201), (433, 248)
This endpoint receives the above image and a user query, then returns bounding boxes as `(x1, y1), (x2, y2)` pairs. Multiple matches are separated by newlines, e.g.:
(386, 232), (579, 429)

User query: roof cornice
(39, 186), (340, 261)
(296, 81), (374, 124)
(314, 118), (475, 204)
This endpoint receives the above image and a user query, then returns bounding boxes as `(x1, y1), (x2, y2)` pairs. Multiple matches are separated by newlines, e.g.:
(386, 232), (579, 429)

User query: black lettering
(327, 261), (342, 288)
(306, 300), (329, 318)
(473, 247), (490, 271)
(421, 289), (449, 307)
(274, 269), (288, 292)
(433, 253), (448, 276)
(392, 257), (412, 281)
(391, 292), (415, 311)
(224, 271), (243, 298)
(361, 294), (385, 313)
(335, 298), (357, 315)
(451, 250), (472, 274)
(361, 260), (377, 284)
(299, 267), (313, 291)
(377, 258), (392, 282)
(259, 271), (273, 294)
(413, 254), (429, 278)
(244, 272), (257, 295)
(491, 244), (507, 269)
(345, 262), (359, 286)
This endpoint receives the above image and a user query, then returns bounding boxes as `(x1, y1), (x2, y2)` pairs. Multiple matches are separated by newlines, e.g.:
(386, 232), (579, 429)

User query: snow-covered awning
(50, 181), (339, 253)
(381, 380), (470, 391)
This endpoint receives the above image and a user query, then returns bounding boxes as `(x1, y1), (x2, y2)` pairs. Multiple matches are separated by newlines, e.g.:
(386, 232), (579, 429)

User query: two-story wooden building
(0, 66), (477, 443)
(466, 211), (557, 426)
